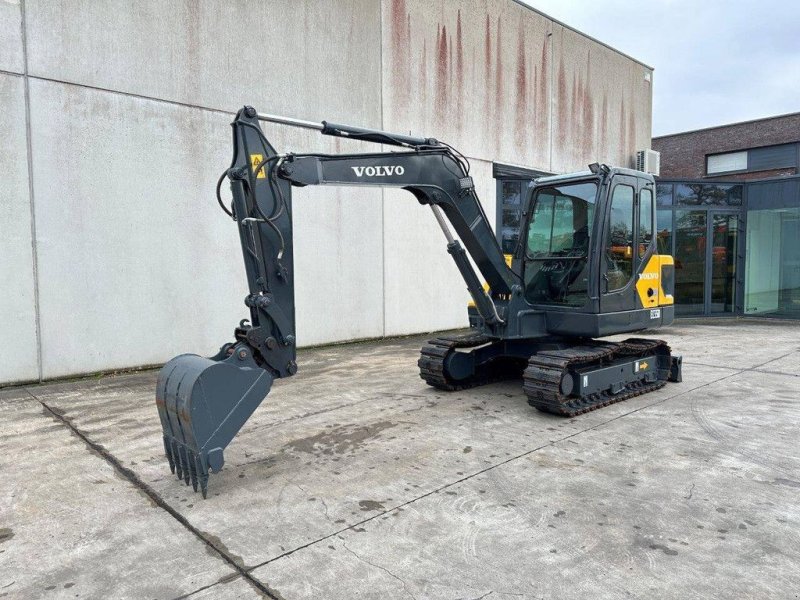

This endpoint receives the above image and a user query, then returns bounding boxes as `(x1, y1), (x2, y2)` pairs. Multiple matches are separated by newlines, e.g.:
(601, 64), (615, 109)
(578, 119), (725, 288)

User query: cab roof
(533, 167), (654, 185)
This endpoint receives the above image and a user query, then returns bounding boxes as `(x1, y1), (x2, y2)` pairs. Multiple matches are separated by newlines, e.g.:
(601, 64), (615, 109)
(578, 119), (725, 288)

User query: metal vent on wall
(636, 149), (661, 175)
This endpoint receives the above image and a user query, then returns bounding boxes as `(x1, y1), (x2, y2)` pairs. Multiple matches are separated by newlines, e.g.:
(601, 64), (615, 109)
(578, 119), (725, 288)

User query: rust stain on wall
(600, 92), (609, 157)
(514, 28), (527, 148)
(494, 16), (503, 150)
(484, 14), (492, 146)
(628, 107), (637, 162)
(583, 53), (594, 158)
(435, 23), (449, 129)
(420, 38), (427, 111)
(619, 97), (627, 156)
(455, 10), (464, 126)
(557, 58), (568, 148)
(538, 40), (548, 138)
(380, 3), (647, 170)
(388, 0), (410, 119)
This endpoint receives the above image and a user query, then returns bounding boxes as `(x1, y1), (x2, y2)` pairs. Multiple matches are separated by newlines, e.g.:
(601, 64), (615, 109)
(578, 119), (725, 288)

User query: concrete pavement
(1, 319), (799, 599)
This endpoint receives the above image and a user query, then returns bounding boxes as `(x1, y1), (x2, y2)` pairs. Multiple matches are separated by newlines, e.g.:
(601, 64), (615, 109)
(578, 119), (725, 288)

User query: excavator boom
(157, 106), (515, 496)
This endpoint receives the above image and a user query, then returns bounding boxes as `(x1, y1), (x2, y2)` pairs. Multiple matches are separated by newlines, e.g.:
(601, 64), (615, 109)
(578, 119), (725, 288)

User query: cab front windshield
(524, 181), (597, 306)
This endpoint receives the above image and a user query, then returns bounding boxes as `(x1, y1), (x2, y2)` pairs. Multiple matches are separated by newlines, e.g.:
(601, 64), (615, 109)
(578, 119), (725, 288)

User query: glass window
(727, 185), (743, 206)
(527, 193), (555, 256)
(639, 188), (654, 258)
(674, 210), (707, 315)
(745, 207), (800, 318)
(676, 184), (745, 206)
(499, 181), (523, 253)
(523, 181), (598, 306)
(605, 185), (635, 291)
(707, 151), (747, 174)
(526, 195), (578, 256)
(657, 209), (673, 255)
(502, 181), (522, 206)
(656, 183), (673, 206)
(502, 208), (520, 229)
(701, 184), (728, 206)
(675, 184), (701, 205)
(710, 213), (738, 314)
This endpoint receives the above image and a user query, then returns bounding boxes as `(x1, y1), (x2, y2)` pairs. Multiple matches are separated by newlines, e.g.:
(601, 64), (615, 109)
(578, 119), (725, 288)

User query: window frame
(706, 151), (748, 176)
(603, 183), (637, 292)
(639, 187), (655, 259)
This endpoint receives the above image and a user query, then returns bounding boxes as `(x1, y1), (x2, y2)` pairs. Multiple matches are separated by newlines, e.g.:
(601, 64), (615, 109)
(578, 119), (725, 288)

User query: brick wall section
(652, 112), (800, 179)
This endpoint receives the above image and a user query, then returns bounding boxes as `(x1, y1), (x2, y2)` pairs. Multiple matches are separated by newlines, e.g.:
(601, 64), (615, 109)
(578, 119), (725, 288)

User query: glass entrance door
(709, 212), (738, 314)
(674, 210), (706, 315)
(674, 210), (738, 316)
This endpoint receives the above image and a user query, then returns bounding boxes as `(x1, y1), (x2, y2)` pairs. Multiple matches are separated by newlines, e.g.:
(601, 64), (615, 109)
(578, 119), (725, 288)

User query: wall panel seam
(15, 72), (525, 170)
(15, 72), (237, 118)
(379, 0), (386, 338)
(19, 0), (42, 382)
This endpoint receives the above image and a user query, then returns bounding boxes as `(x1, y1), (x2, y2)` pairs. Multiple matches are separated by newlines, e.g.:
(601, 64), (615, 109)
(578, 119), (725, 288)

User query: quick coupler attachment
(155, 342), (273, 498)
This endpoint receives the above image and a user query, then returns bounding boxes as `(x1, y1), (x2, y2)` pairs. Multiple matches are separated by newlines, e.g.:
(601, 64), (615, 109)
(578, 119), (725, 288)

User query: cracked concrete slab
(0, 388), (252, 600)
(5, 319), (800, 598)
(251, 368), (800, 599)
(22, 335), (731, 570)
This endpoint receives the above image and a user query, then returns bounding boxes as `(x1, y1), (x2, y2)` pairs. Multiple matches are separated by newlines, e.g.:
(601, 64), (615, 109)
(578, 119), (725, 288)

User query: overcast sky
(526, 0), (800, 136)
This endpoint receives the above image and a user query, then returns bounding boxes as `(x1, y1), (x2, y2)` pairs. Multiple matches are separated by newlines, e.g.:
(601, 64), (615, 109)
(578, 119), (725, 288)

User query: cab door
(600, 175), (639, 313)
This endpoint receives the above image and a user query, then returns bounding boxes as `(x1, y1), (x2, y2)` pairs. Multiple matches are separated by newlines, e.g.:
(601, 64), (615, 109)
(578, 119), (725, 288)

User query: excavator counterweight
(157, 106), (682, 497)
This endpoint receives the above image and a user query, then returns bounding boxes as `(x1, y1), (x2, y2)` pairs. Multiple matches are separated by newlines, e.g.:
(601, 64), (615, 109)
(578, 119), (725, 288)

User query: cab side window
(605, 185), (634, 291)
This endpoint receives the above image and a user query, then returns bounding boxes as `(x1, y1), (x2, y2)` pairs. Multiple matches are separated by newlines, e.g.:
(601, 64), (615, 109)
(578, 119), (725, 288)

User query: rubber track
(418, 332), (504, 391)
(523, 338), (671, 417)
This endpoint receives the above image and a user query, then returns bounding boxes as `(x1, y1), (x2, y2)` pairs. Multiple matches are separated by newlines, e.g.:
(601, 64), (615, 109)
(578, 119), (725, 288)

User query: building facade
(0, 0), (654, 385)
(652, 114), (800, 319)
(653, 112), (800, 181)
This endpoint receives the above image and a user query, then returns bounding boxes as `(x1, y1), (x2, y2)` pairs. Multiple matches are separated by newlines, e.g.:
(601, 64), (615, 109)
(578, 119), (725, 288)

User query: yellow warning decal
(250, 154), (266, 179)
(640, 361), (649, 370)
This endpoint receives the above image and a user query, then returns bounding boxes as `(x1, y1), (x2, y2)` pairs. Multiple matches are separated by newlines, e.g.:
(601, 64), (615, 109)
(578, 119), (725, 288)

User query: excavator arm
(156, 106), (516, 496)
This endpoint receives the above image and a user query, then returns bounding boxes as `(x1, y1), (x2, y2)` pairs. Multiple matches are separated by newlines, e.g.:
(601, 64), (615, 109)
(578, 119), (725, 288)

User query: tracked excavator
(156, 106), (682, 496)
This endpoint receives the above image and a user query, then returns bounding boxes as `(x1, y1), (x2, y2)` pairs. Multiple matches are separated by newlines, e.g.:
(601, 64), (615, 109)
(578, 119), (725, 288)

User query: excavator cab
(517, 168), (675, 337)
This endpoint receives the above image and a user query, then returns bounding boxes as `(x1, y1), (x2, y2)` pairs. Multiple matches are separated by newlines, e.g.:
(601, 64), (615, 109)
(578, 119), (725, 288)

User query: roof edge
(654, 111), (800, 139)
(512, 1), (654, 71)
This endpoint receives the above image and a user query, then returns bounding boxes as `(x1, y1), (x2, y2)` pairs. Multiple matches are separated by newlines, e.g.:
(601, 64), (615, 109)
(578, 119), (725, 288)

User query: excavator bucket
(155, 343), (273, 497)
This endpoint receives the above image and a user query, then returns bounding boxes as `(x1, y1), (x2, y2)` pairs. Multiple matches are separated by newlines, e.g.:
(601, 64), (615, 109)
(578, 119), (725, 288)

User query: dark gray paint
(748, 143), (798, 171)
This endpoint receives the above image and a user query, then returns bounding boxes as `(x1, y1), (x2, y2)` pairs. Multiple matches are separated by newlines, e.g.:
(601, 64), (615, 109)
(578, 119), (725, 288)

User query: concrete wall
(1, 0), (652, 384)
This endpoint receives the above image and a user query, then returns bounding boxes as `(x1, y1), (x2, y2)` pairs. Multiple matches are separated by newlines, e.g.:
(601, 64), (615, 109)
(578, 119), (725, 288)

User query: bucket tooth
(173, 440), (183, 481)
(155, 345), (274, 497)
(163, 436), (176, 474)
(189, 451), (199, 492)
(199, 472), (209, 499)
(181, 446), (191, 486)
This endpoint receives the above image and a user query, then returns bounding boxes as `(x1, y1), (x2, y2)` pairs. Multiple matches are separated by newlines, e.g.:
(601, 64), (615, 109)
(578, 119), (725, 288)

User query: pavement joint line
(684, 360), (798, 377)
(23, 389), (282, 600)
(169, 575), (243, 600)
(243, 365), (743, 572)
